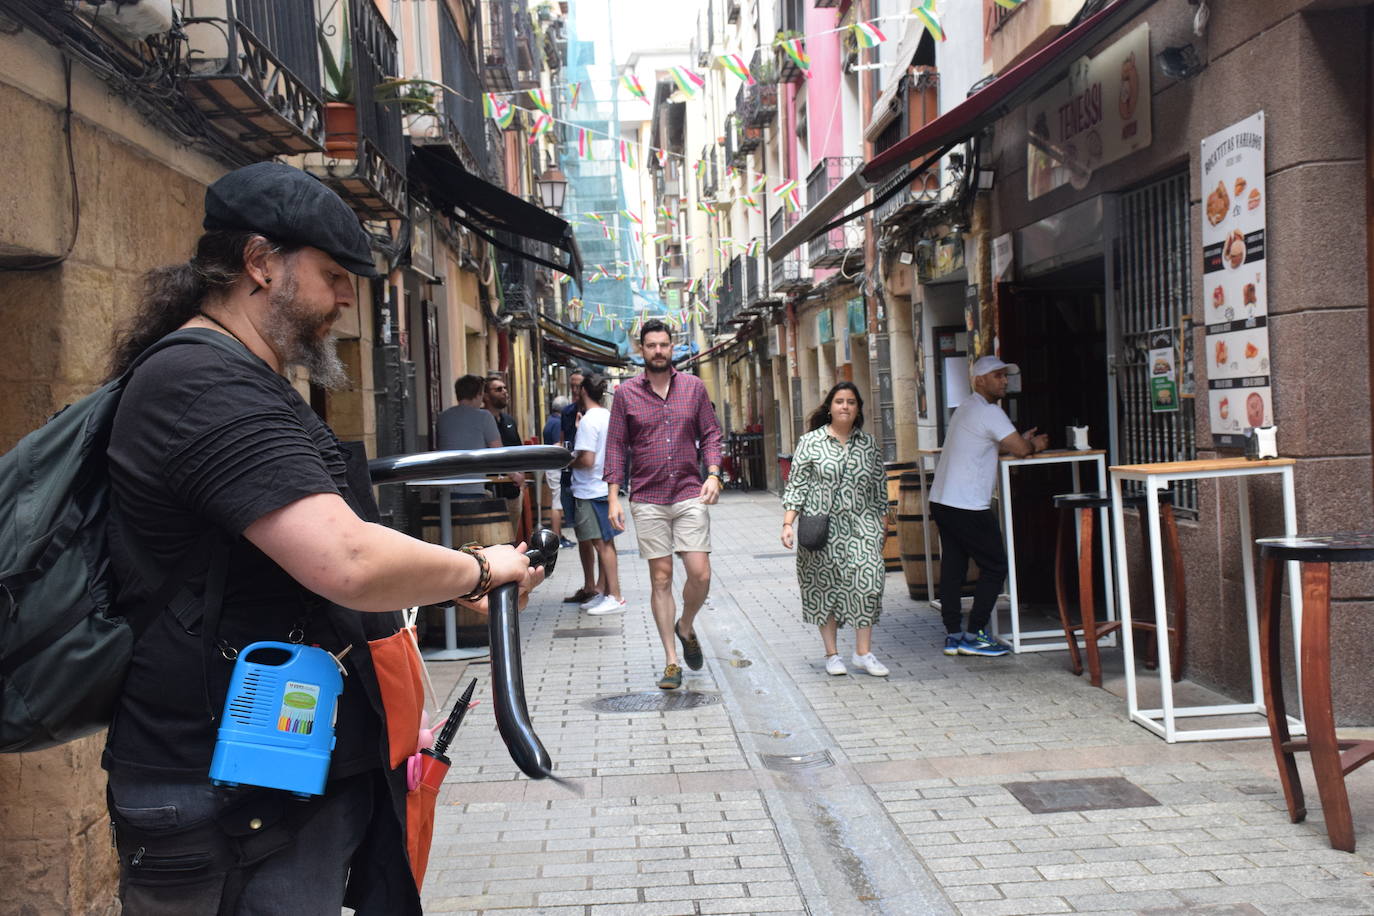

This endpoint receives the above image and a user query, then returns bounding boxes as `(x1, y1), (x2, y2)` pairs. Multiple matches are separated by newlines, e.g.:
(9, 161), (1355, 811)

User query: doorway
(998, 259), (1111, 611)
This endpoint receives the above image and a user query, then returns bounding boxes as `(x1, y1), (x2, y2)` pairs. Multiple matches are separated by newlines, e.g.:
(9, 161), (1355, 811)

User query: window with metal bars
(1116, 171), (1198, 515)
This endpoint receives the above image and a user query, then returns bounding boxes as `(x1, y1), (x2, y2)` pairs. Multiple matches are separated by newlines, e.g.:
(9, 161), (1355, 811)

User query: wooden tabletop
(1111, 457), (1294, 475)
(1002, 449), (1106, 461)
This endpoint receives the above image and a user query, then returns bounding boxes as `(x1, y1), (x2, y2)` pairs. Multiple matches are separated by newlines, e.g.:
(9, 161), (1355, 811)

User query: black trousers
(930, 502), (1008, 635)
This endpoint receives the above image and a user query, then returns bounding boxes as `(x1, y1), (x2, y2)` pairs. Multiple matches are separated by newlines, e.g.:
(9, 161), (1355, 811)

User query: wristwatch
(707, 470), (723, 482)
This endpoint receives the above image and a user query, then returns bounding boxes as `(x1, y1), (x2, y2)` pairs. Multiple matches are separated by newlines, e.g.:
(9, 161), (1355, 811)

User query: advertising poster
(1148, 328), (1178, 413)
(1200, 112), (1270, 446)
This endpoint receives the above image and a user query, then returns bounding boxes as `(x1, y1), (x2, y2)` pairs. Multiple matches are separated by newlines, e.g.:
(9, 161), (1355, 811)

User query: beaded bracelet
(456, 543), (492, 601)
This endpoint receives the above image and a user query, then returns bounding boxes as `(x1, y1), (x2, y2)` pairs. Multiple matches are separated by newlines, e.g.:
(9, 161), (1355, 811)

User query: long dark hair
(107, 230), (297, 379)
(807, 381), (865, 432)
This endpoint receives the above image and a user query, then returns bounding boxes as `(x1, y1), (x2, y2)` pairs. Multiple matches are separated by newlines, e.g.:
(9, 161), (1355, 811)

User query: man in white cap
(928, 355), (1048, 657)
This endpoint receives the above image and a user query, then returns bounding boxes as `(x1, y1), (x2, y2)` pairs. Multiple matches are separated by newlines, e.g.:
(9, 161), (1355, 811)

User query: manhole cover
(1003, 777), (1160, 814)
(586, 691), (722, 713)
(552, 628), (621, 638)
(752, 552), (794, 559)
(759, 750), (834, 771)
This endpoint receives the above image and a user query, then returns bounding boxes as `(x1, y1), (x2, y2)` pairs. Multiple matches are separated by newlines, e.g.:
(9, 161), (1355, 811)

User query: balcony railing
(770, 209), (811, 294)
(718, 255), (744, 325)
(482, 0), (536, 91)
(726, 0), (741, 24)
(181, 0), (324, 155)
(806, 157), (864, 269)
(873, 165), (941, 227)
(308, 0), (406, 220)
(435, 1), (490, 176)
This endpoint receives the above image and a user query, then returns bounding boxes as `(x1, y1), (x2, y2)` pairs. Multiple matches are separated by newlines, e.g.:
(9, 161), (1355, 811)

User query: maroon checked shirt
(603, 368), (723, 505)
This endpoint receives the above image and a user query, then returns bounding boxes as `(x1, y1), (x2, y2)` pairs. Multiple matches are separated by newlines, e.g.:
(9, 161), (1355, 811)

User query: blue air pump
(209, 642), (343, 797)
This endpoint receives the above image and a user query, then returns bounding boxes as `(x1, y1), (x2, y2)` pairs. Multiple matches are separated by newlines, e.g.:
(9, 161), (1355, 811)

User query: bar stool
(1052, 490), (1187, 688)
(1257, 532), (1374, 852)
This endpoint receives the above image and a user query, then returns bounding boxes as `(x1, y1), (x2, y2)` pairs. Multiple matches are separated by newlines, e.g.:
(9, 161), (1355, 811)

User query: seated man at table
(436, 374), (501, 498)
(929, 356), (1049, 658)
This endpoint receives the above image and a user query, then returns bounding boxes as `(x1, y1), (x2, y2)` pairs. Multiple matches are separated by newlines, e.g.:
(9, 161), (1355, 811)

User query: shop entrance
(998, 259), (1111, 612)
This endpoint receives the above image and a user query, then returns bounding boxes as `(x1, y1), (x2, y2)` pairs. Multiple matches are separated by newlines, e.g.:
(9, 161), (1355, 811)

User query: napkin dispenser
(1244, 425), (1278, 460)
(1065, 425), (1090, 450)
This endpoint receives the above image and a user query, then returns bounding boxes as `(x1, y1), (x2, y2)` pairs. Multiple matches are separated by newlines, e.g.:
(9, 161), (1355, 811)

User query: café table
(1109, 457), (1305, 742)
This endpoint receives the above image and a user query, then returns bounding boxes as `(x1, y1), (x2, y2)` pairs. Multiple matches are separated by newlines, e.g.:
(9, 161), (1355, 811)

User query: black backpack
(0, 330), (228, 752)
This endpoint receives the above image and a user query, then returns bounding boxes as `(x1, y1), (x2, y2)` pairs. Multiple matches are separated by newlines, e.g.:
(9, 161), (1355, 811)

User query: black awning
(768, 0), (1158, 261)
(410, 146), (584, 289)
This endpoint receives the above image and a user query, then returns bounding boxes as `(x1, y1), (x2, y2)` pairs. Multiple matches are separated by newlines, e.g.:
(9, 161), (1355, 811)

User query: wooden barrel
(421, 497), (514, 641)
(897, 471), (938, 598)
(882, 462), (917, 573)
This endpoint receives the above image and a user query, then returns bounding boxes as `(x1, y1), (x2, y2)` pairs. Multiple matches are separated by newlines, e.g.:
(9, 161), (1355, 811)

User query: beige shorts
(630, 497), (712, 559)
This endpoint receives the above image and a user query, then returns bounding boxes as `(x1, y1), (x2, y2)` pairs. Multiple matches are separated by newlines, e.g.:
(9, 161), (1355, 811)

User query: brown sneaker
(675, 622), (704, 671)
(657, 664), (683, 690)
(563, 586), (596, 604)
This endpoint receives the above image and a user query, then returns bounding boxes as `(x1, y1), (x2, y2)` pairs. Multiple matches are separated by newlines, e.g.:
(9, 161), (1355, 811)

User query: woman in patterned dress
(780, 382), (891, 677)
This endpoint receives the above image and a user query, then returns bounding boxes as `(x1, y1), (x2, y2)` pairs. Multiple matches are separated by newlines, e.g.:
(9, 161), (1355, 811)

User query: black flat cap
(203, 162), (380, 278)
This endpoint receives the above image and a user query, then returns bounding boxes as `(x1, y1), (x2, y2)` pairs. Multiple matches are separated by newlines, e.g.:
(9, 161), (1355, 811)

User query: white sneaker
(578, 593), (606, 611)
(586, 595), (626, 615)
(824, 654), (847, 676)
(850, 652), (889, 677)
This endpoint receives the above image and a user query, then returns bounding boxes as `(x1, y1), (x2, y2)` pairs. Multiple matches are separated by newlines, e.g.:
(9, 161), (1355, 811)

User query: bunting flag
(587, 214), (611, 239)
(483, 93), (515, 128)
(993, 0), (1024, 8)
(777, 38), (811, 78)
(750, 173), (767, 193)
(652, 232), (673, 243)
(697, 200), (717, 215)
(655, 146), (668, 168)
(568, 81), (582, 110)
(528, 88), (552, 113)
(852, 20), (888, 49)
(747, 239), (762, 257)
(622, 209), (642, 225)
(773, 178), (802, 212)
(913, 1), (946, 42)
(720, 53), (754, 85)
(656, 205), (673, 222)
(621, 73), (650, 103)
(668, 66), (706, 98)
(527, 114), (552, 143)
(694, 160), (707, 179)
(577, 127), (591, 159)
(726, 166), (738, 183)
(742, 194), (761, 213)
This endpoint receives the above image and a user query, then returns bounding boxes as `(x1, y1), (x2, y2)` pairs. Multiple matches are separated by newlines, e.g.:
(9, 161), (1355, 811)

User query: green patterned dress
(782, 426), (888, 627)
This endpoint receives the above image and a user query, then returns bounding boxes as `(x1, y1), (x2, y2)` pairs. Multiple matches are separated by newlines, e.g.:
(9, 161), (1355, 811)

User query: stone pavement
(418, 491), (1374, 915)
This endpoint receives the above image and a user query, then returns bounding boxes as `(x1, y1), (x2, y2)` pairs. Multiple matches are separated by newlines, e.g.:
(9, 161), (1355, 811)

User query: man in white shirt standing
(571, 373), (624, 615)
(929, 356), (1049, 658)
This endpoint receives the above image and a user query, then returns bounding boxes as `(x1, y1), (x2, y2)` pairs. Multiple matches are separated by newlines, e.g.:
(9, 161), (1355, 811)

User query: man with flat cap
(101, 162), (543, 914)
(928, 355), (1048, 659)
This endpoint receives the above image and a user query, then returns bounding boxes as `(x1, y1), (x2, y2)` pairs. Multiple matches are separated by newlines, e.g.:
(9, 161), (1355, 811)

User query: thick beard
(263, 271), (350, 390)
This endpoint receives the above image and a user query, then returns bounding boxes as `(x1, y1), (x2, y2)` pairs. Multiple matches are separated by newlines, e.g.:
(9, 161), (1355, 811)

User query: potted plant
(318, 7), (357, 158)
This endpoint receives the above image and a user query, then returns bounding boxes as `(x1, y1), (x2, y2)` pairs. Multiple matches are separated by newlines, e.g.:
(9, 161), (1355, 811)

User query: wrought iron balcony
(482, 0), (535, 92)
(717, 255), (745, 325)
(873, 165), (941, 227)
(806, 157), (864, 269)
(726, 0), (741, 24)
(181, 0), (325, 155)
(724, 113), (743, 168)
(306, 0), (406, 220)
(424, 0), (490, 176)
(769, 210), (811, 294)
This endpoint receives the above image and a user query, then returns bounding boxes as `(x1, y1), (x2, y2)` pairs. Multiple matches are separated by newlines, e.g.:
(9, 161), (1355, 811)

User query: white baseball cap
(971, 355), (1019, 377)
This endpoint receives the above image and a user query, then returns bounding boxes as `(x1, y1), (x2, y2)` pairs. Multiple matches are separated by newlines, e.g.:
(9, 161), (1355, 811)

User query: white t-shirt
(929, 392), (1017, 511)
(571, 406), (610, 499)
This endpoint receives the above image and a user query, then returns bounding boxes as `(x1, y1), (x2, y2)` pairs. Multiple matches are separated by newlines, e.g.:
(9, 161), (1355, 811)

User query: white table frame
(1109, 460), (1306, 742)
(406, 477), (496, 662)
(994, 451), (1113, 653)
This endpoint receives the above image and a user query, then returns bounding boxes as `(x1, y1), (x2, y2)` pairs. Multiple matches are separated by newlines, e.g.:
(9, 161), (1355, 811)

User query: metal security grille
(1117, 172), (1197, 514)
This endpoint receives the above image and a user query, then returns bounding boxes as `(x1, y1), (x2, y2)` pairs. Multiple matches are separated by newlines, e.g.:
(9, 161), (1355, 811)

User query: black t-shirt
(103, 330), (382, 779)
(493, 410), (522, 498)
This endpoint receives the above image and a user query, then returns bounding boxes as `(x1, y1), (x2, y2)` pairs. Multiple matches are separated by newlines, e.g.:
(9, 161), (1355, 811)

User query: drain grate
(552, 628), (621, 639)
(1003, 777), (1160, 814)
(759, 750), (834, 771)
(586, 691), (723, 713)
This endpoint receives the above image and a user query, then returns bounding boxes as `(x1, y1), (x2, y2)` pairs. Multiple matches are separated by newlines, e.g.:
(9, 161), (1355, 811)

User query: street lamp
(535, 165), (568, 212)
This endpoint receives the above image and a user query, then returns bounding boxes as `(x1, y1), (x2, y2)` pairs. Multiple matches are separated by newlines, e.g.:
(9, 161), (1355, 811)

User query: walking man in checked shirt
(606, 319), (724, 690)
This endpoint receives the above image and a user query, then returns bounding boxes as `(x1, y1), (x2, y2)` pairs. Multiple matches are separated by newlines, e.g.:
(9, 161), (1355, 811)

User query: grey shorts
(629, 497), (712, 559)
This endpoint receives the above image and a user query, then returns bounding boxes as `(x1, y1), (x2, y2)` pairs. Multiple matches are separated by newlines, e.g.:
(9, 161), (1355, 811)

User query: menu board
(1200, 112), (1270, 447)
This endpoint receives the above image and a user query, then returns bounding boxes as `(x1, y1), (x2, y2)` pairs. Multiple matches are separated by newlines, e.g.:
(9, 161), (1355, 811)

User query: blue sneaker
(942, 635), (962, 656)
(958, 630), (1009, 657)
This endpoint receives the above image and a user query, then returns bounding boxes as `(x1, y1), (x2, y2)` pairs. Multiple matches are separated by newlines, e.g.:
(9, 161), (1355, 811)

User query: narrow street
(420, 492), (1374, 916)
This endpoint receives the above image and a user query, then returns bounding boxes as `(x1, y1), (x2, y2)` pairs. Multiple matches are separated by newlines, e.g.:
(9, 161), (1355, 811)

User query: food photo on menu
(1212, 386), (1271, 433)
